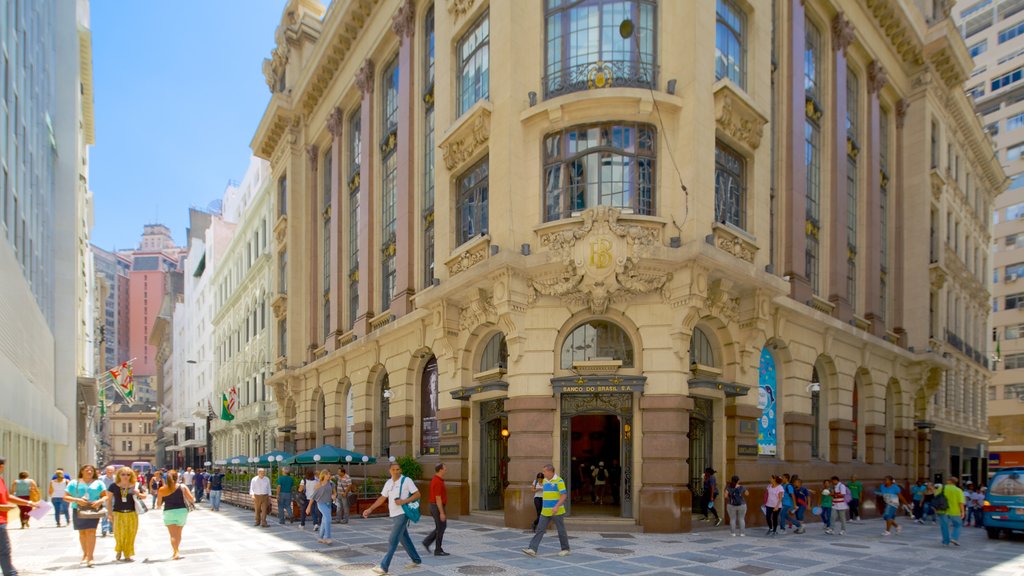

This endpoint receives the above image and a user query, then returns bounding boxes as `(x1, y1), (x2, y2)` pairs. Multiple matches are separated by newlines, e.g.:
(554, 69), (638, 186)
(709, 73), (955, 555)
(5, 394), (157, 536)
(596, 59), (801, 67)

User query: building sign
(420, 357), (439, 455)
(990, 451), (1024, 468)
(550, 374), (646, 394)
(757, 347), (778, 456)
(739, 420), (757, 435)
(441, 422), (458, 436)
(737, 444), (759, 456)
(440, 444), (460, 456)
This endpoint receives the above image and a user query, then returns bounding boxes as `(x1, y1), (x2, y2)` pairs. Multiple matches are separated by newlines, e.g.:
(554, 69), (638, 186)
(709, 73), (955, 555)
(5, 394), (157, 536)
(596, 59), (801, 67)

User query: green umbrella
(283, 444), (377, 466)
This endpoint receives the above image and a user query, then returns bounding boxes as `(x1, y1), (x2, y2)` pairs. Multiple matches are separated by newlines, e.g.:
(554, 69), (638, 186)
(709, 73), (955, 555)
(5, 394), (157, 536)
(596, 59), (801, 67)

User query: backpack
(596, 467), (607, 482)
(932, 486), (949, 512)
(728, 486), (744, 507)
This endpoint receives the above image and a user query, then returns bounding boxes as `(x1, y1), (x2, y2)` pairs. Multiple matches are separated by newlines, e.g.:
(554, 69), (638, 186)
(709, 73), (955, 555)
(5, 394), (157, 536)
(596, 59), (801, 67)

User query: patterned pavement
(7, 502), (1024, 575)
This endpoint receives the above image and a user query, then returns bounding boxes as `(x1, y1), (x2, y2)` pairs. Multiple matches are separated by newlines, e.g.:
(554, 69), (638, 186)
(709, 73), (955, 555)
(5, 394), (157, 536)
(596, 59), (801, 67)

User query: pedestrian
(0, 456), (40, 575)
(182, 467), (195, 494)
(783, 474), (805, 533)
(422, 463), (450, 556)
(965, 482), (984, 527)
(847, 474), (863, 522)
(155, 469), (194, 560)
(878, 475), (908, 536)
(830, 476), (850, 535)
(12, 471), (37, 529)
(592, 461), (609, 505)
(65, 464), (109, 567)
(336, 468), (353, 524)
(109, 466), (146, 562)
(522, 464), (571, 557)
(911, 479), (927, 523)
(725, 475), (748, 537)
(49, 467), (71, 527)
(531, 472), (544, 529)
(306, 470), (336, 544)
(276, 467), (295, 525)
(973, 484), (987, 527)
(764, 475), (783, 536)
(149, 471), (164, 509)
(792, 477), (810, 531)
(702, 467), (721, 526)
(98, 466), (116, 538)
(936, 477), (966, 546)
(299, 470), (321, 530)
(193, 469), (206, 503)
(363, 461), (423, 575)
(819, 480), (833, 534)
(250, 468), (272, 527)
(207, 468), (225, 511)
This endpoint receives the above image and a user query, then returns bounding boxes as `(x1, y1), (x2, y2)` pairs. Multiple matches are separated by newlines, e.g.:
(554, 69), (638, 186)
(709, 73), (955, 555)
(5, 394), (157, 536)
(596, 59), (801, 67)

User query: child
(820, 480), (834, 535)
(793, 478), (810, 530)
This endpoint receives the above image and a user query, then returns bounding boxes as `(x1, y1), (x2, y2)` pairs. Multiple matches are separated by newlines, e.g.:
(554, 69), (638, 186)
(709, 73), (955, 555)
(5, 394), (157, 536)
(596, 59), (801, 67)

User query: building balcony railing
(946, 330), (963, 353)
(543, 60), (658, 100)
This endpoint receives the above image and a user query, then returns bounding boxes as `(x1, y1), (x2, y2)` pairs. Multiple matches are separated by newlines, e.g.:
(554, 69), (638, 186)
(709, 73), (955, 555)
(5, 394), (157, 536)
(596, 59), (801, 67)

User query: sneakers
(740, 533), (746, 537)
(951, 540), (960, 547)
(795, 528), (805, 534)
(824, 528), (834, 535)
(715, 518), (722, 527)
(839, 530), (846, 536)
(558, 550), (571, 557)
(371, 567), (387, 575)
(882, 531), (892, 536)
(731, 533), (737, 537)
(896, 525), (902, 534)
(405, 563), (422, 569)
(522, 548), (537, 557)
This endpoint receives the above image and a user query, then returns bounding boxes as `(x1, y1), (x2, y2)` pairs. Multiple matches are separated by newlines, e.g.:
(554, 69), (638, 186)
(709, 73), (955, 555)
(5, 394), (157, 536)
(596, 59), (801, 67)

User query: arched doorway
(559, 391), (634, 518)
(688, 397), (713, 515)
(479, 398), (508, 510)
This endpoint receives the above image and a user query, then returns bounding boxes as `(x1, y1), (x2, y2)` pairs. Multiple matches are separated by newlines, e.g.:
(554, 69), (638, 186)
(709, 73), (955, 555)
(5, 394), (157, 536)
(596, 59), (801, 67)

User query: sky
(89, 1), (285, 252)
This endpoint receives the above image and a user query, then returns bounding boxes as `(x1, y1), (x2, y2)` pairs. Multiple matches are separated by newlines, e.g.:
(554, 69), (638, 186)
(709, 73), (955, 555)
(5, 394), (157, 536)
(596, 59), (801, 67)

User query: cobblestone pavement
(7, 503), (1024, 575)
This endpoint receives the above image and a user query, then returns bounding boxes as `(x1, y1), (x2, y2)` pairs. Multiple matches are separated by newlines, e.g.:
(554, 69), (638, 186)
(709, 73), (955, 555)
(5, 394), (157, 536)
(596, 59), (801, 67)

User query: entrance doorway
(688, 397), (713, 514)
(570, 414), (621, 516)
(479, 398), (508, 510)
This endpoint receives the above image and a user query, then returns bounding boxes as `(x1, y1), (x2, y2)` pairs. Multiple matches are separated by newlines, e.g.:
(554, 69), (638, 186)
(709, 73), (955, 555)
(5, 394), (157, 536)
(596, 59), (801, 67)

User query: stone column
(437, 406), (470, 517)
(783, 412), (813, 462)
(391, 0), (416, 316)
(864, 61), (888, 337)
(354, 59), (376, 337)
(725, 404), (759, 473)
(306, 144), (320, 359)
(327, 107), (344, 351)
(638, 395), (691, 533)
(829, 419), (854, 463)
(504, 396), (556, 528)
(916, 428), (931, 480)
(353, 420), (372, 458)
(895, 428), (913, 467)
(865, 423), (885, 464)
(828, 13), (854, 321)
(893, 100), (909, 344)
(783, 0), (810, 301)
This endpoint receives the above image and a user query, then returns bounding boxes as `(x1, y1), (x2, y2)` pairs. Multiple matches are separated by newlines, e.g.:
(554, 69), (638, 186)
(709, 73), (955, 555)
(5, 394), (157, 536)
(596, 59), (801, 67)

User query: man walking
(937, 477), (966, 546)
(523, 464), (570, 558)
(362, 461), (423, 575)
(250, 468), (272, 527)
(208, 468), (225, 511)
(878, 476), (909, 536)
(847, 475), (863, 522)
(98, 466), (116, 537)
(276, 467), (295, 524)
(830, 476), (850, 535)
(423, 463), (450, 556)
(911, 479), (927, 523)
(183, 467), (195, 494)
(193, 468), (206, 503)
(336, 468), (352, 524)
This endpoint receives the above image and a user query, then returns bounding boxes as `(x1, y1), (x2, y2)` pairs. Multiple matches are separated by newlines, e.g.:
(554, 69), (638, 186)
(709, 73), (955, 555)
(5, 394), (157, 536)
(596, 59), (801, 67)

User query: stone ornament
(714, 88), (767, 151)
(441, 106), (491, 171)
(867, 60), (888, 94)
(262, 46), (289, 93)
(327, 107), (344, 138)
(447, 0), (476, 20)
(355, 58), (376, 95)
(391, 0), (415, 41)
(831, 12), (855, 53)
(530, 206), (670, 314)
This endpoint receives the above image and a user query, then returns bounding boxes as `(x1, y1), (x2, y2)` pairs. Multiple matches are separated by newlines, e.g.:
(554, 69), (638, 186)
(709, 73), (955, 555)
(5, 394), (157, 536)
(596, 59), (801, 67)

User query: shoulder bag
(398, 476), (421, 523)
(133, 487), (149, 515)
(73, 482), (106, 520)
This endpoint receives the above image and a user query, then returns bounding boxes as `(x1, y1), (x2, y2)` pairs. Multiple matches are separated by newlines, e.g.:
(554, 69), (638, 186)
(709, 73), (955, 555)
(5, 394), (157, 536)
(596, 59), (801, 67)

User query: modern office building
(249, 0), (1002, 532)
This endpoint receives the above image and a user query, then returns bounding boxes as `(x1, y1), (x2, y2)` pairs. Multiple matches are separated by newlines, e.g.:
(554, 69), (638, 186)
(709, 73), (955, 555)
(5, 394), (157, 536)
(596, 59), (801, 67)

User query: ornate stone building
(253, 0), (1002, 532)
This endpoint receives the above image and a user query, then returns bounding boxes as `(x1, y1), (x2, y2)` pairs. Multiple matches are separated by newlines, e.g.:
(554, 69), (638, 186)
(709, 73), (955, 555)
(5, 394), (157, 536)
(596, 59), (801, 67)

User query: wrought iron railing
(543, 59), (658, 100)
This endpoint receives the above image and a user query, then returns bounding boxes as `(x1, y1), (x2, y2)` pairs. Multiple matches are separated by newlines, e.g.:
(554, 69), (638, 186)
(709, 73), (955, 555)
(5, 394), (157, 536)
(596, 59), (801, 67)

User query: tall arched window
(561, 320), (634, 369)
(345, 387), (354, 449)
(316, 392), (326, 446)
(885, 380), (896, 463)
(852, 379), (860, 460)
(380, 374), (391, 457)
(689, 327), (717, 367)
(480, 333), (508, 372)
(810, 367), (822, 459)
(757, 347), (777, 456)
(421, 357), (439, 456)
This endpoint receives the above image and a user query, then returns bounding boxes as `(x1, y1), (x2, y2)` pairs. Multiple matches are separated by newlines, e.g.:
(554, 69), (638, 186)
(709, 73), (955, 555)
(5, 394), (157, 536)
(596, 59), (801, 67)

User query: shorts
(163, 508), (189, 526)
(72, 510), (100, 531)
(882, 505), (897, 520)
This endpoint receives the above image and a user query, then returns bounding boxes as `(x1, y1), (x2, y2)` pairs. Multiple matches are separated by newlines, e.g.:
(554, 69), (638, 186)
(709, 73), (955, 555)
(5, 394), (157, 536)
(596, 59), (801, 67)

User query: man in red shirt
(421, 463), (449, 556)
(1, 456), (39, 575)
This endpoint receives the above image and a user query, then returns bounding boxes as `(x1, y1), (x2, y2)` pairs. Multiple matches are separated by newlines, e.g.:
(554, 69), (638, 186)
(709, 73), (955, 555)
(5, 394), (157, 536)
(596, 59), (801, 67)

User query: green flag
(221, 392), (235, 421)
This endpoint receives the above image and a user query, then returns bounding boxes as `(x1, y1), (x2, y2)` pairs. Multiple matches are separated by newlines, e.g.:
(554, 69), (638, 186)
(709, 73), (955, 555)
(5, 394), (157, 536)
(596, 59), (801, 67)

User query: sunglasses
(118, 473), (132, 477)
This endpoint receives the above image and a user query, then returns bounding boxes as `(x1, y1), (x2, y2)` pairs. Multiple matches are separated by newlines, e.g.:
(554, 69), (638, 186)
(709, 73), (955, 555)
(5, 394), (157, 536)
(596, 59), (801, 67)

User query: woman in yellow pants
(109, 467), (146, 562)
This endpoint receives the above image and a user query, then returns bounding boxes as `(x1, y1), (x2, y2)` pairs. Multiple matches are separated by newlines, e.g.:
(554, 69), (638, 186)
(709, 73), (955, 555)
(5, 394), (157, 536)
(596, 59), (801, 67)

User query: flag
(207, 398), (217, 419)
(98, 385), (106, 417)
(108, 361), (134, 402)
(221, 389), (236, 421)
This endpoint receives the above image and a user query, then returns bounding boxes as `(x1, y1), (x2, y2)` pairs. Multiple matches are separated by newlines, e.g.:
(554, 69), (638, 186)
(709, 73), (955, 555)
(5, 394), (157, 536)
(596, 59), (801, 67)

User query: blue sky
(89, 1), (285, 251)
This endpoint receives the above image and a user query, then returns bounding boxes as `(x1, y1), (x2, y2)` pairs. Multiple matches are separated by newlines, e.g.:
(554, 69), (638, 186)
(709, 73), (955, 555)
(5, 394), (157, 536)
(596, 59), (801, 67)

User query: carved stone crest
(327, 107), (344, 138)
(447, 0), (476, 20)
(530, 206), (670, 314)
(868, 60), (888, 94)
(392, 0), (416, 41)
(355, 58), (376, 95)
(714, 83), (768, 151)
(441, 106), (491, 171)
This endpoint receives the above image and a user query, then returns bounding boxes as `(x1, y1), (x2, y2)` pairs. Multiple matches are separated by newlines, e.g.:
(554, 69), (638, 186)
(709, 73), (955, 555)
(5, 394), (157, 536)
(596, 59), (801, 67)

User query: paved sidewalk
(7, 504), (1024, 575)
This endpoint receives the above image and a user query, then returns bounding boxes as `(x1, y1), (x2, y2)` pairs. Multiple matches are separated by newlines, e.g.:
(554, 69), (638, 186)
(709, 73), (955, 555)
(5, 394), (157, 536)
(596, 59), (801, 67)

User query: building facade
(955, 0), (1024, 473)
(209, 158), (278, 461)
(251, 0), (1002, 532)
(106, 403), (157, 465)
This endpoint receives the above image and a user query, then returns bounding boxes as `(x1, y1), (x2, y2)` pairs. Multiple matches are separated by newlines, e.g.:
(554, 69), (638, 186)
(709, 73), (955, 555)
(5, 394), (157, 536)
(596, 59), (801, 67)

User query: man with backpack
(592, 462), (609, 505)
(935, 477), (966, 546)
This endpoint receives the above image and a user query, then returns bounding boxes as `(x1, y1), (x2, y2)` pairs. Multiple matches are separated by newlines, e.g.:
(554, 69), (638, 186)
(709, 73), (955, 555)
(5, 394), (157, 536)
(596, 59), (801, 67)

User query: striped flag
(221, 387), (237, 421)
(108, 361), (134, 402)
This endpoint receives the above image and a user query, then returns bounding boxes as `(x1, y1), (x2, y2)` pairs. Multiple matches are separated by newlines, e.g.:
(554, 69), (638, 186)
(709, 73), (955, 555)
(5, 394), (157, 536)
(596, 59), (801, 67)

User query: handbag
(77, 506), (106, 520)
(28, 485), (40, 502)
(134, 491), (149, 515)
(398, 477), (421, 523)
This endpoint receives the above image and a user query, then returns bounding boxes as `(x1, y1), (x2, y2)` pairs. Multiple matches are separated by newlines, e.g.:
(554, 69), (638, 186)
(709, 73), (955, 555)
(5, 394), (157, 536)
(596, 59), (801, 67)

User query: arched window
(852, 380), (860, 460)
(885, 381), (896, 463)
(544, 123), (656, 221)
(380, 374), (391, 457)
(810, 367), (821, 459)
(758, 347), (777, 456)
(479, 333), (508, 372)
(561, 320), (634, 369)
(421, 357), (439, 456)
(316, 392), (326, 446)
(689, 327), (717, 367)
(345, 387), (354, 449)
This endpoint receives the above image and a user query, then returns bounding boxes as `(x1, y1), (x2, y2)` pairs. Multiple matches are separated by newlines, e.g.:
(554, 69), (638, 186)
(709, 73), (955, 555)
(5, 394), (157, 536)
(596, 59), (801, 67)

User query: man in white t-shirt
(183, 467), (195, 490)
(830, 476), (850, 535)
(363, 462), (423, 575)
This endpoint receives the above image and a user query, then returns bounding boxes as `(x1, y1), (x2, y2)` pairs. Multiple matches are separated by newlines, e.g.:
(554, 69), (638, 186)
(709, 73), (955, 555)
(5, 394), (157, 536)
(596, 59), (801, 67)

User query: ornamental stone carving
(446, 237), (490, 277)
(868, 60), (888, 93)
(327, 106), (344, 138)
(306, 144), (319, 170)
(459, 289), (498, 332)
(713, 82), (768, 151)
(831, 12), (855, 52)
(392, 0), (415, 41)
(530, 206), (670, 314)
(262, 45), (289, 94)
(717, 236), (754, 263)
(895, 99), (909, 129)
(355, 58), (376, 95)
(447, 0), (476, 20)
(440, 105), (491, 172)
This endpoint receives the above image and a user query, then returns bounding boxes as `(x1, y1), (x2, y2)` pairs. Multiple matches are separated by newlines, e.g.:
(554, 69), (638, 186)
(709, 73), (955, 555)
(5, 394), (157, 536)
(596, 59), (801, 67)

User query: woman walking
(299, 470), (321, 529)
(531, 472), (544, 529)
(13, 471), (37, 529)
(725, 475), (748, 536)
(110, 467), (146, 562)
(155, 469), (194, 560)
(49, 468), (70, 527)
(764, 475), (783, 536)
(64, 465), (108, 567)
(149, 471), (164, 509)
(305, 470), (336, 544)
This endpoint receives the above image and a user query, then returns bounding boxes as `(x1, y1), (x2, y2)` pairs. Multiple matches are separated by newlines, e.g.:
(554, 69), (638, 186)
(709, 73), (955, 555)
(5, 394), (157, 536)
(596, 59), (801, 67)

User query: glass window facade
(457, 12), (489, 116)
(805, 19), (822, 295)
(714, 141), (745, 229)
(560, 320), (634, 369)
(715, 0), (745, 88)
(457, 158), (489, 246)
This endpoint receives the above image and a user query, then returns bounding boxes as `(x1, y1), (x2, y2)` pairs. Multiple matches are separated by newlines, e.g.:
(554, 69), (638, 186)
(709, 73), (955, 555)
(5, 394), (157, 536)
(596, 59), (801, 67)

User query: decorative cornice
(831, 12), (855, 53)
(327, 106), (344, 138)
(391, 0), (415, 42)
(867, 60), (888, 94)
(713, 81), (768, 151)
(306, 144), (319, 170)
(355, 58), (376, 95)
(447, 0), (476, 20)
(440, 104), (491, 172)
(863, 0), (925, 67)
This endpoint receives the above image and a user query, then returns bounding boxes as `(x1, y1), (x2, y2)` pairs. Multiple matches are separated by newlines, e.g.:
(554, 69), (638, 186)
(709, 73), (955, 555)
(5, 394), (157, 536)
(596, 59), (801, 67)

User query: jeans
(795, 504), (806, 523)
(335, 493), (349, 522)
(703, 494), (719, 520)
(423, 503), (447, 552)
(528, 514), (570, 552)
(833, 508), (848, 531)
(194, 486), (204, 503)
(209, 490), (222, 511)
(765, 508), (780, 532)
(317, 503), (332, 540)
(970, 508), (984, 526)
(781, 504), (800, 529)
(151, 493), (159, 509)
(532, 497), (543, 529)
(849, 498), (860, 520)
(52, 497), (69, 524)
(939, 513), (963, 544)
(279, 494), (293, 524)
(820, 507), (832, 528)
(0, 524), (17, 576)
(101, 511), (112, 535)
(381, 514), (421, 572)
(912, 499), (923, 519)
(301, 499), (322, 527)
(727, 503), (746, 534)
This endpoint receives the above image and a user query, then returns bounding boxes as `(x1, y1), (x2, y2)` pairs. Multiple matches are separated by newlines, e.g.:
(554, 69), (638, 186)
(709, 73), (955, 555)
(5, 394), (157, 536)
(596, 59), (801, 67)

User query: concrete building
(0, 0), (96, 480)
(106, 403), (157, 465)
(209, 158), (278, 461)
(92, 245), (130, 372)
(250, 0), (1002, 532)
(956, 0), (1024, 474)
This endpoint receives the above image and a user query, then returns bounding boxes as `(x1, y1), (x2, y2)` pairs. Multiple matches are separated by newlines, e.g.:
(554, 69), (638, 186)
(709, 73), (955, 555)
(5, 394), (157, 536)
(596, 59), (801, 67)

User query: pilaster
(504, 396), (556, 529)
(391, 0), (416, 315)
(306, 144), (320, 359)
(828, 12), (854, 322)
(864, 60), (888, 337)
(355, 59), (376, 337)
(327, 107), (344, 350)
(784, 0), (810, 301)
(638, 395), (692, 533)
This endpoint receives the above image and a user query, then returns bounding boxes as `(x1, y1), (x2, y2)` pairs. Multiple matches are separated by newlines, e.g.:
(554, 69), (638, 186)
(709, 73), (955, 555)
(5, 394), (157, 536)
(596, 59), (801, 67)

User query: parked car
(984, 467), (1024, 539)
